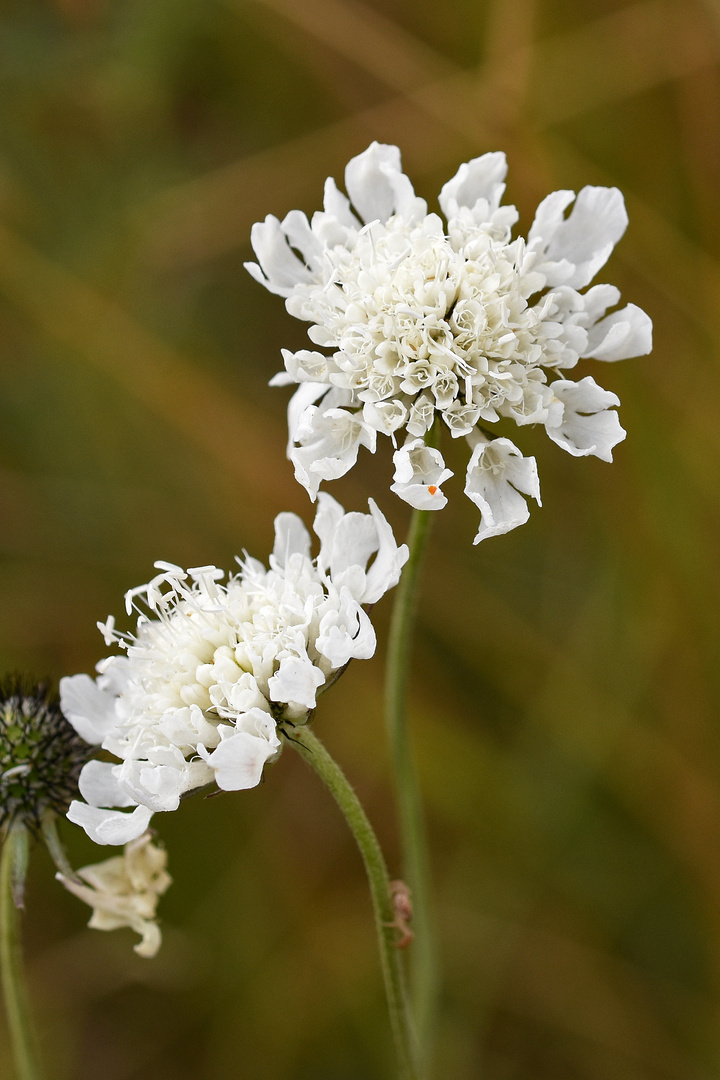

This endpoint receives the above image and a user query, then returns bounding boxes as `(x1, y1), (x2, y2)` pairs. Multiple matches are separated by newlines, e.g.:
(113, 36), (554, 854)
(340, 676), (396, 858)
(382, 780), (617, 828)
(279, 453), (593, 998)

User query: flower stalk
(285, 724), (419, 1080)
(385, 507), (436, 1068)
(0, 825), (44, 1080)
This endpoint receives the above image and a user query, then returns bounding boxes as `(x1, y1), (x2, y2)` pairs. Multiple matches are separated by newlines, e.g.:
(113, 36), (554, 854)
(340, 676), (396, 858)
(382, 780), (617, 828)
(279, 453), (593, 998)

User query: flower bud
(0, 675), (91, 834)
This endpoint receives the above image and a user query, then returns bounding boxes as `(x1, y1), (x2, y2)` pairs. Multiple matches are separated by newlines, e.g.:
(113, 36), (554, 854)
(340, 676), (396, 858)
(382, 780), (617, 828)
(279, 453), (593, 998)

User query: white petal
(234, 709), (277, 742)
(326, 511), (378, 580)
(134, 923), (162, 959)
(439, 152), (508, 220)
(67, 802), (153, 846)
(60, 673), (118, 745)
(78, 760), (135, 809)
(281, 348), (332, 384)
(286, 382), (330, 453)
(317, 594), (376, 667)
(534, 186), (628, 289)
(272, 513), (312, 568)
(579, 283), (621, 323)
(362, 500), (409, 605)
(465, 438), (541, 544)
(313, 492), (347, 574)
(322, 176), (358, 227)
(279, 209), (323, 269)
(199, 720), (280, 791)
(390, 439), (453, 511)
(528, 189), (576, 245)
(361, 399), (407, 437)
(245, 215), (316, 297)
(344, 142), (426, 224)
(546, 377), (625, 461)
(583, 303), (653, 361)
(292, 407), (376, 499)
(268, 655), (325, 709)
(269, 371), (294, 387)
(390, 481), (448, 511)
(133, 764), (185, 812)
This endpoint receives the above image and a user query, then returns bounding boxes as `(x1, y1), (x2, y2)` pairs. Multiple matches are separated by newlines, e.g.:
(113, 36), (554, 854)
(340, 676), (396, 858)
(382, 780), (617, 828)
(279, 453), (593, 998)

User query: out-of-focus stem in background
(385, 507), (436, 1072)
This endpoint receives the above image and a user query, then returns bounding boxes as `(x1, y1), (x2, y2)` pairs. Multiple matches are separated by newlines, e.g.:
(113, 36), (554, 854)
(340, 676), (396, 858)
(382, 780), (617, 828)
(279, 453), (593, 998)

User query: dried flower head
(57, 832), (171, 957)
(0, 675), (90, 834)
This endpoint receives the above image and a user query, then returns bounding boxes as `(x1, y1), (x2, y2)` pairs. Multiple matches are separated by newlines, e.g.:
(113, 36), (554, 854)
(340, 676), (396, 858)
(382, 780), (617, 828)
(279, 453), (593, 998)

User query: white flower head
(247, 142), (652, 542)
(57, 833), (171, 957)
(62, 496), (408, 844)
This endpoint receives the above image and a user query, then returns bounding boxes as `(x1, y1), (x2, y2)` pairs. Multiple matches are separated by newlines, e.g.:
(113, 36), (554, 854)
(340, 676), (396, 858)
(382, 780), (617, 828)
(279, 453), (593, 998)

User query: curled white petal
(579, 283), (621, 323)
(465, 437), (541, 543)
(268, 656), (325, 710)
(245, 214), (317, 298)
(546, 377), (626, 461)
(531, 186), (628, 289)
(78, 760), (136, 809)
(318, 505), (379, 582)
(391, 439), (453, 510)
(313, 493), (408, 605)
(321, 176), (358, 227)
(285, 381), (330, 455)
(344, 141), (426, 225)
(198, 715), (281, 792)
(528, 189), (576, 246)
(363, 499), (409, 604)
(280, 348), (334, 384)
(115, 753), (202, 813)
(67, 801), (153, 846)
(362, 398), (407, 438)
(272, 512), (312, 568)
(292, 406), (376, 499)
(439, 151), (508, 222)
(316, 591), (376, 667)
(583, 303), (653, 361)
(60, 674), (119, 745)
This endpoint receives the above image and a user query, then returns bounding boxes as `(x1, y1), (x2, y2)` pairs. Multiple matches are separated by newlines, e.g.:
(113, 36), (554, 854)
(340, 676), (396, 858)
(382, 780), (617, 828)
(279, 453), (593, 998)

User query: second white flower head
(61, 495), (408, 845)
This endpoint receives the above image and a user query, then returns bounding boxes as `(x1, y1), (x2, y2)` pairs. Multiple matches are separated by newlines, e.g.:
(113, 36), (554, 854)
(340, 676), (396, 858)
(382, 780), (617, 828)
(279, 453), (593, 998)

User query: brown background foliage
(1, 0), (719, 1077)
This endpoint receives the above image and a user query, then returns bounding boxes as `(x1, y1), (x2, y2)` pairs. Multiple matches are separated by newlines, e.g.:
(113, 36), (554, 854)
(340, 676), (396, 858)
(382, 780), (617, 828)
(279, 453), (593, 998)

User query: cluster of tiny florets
(247, 142), (652, 540)
(0, 675), (91, 832)
(286, 217), (566, 438)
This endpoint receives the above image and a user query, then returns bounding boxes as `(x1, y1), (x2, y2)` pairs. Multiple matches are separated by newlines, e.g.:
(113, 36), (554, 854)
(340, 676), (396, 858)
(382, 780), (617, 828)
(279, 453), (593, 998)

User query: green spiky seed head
(0, 675), (91, 833)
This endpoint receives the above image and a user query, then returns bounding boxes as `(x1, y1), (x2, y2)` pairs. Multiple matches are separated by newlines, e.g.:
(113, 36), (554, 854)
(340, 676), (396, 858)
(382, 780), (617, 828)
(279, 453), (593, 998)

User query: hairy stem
(286, 725), (419, 1080)
(0, 826), (44, 1080)
(385, 507), (436, 1070)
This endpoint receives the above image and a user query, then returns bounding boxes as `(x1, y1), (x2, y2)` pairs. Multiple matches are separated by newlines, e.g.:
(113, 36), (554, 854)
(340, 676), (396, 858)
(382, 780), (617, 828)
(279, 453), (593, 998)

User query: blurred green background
(1, 0), (719, 1076)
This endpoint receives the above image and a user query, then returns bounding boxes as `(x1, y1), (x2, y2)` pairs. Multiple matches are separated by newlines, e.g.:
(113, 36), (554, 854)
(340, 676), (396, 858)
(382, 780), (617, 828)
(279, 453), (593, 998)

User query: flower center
(295, 217), (552, 424)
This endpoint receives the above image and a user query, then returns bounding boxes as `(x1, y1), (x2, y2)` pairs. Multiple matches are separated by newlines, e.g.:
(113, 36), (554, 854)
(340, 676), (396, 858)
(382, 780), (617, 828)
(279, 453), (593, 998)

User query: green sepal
(5, 823), (29, 910)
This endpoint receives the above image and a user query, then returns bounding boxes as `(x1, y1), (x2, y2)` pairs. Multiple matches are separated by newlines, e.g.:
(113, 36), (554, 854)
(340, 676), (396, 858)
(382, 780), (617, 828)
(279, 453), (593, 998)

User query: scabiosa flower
(247, 142), (652, 542)
(61, 495), (408, 845)
(0, 675), (90, 835)
(57, 833), (171, 957)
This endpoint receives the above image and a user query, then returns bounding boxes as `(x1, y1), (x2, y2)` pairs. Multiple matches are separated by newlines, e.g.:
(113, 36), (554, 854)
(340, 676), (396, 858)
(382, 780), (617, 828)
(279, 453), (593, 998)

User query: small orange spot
(428, 485), (438, 495)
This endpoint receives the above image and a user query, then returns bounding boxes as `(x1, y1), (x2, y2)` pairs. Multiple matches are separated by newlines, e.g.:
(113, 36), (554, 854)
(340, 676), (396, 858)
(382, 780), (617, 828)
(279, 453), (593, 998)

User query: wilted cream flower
(57, 833), (171, 957)
(61, 495), (407, 845)
(247, 142), (652, 542)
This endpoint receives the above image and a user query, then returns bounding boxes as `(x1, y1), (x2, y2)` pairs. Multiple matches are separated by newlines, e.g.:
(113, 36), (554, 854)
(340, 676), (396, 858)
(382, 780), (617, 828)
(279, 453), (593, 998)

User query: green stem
(0, 826), (44, 1080)
(286, 725), (419, 1080)
(385, 507), (436, 1069)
